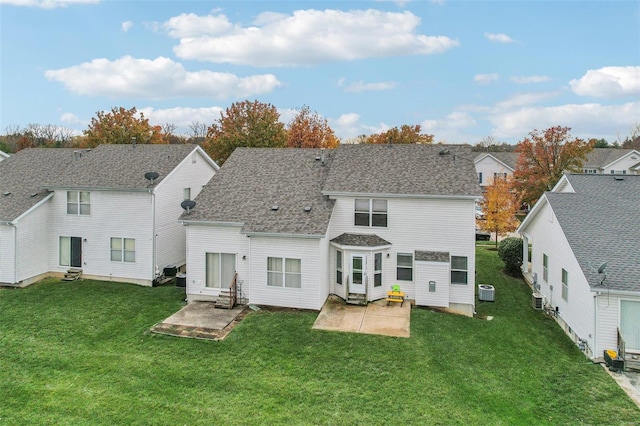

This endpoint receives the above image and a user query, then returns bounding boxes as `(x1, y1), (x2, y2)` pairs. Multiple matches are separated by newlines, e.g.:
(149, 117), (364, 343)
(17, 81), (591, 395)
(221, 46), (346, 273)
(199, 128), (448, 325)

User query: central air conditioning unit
(532, 293), (544, 310)
(478, 284), (495, 302)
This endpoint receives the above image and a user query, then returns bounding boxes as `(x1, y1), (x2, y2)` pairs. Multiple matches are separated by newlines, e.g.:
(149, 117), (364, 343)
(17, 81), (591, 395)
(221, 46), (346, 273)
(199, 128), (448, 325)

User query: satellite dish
(144, 171), (160, 184)
(597, 262), (608, 274)
(181, 199), (196, 214)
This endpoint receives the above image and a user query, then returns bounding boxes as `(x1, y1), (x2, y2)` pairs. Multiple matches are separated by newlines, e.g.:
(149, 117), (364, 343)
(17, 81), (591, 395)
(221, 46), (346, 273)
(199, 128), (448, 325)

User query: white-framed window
(354, 198), (387, 227)
(493, 172), (508, 181)
(561, 269), (568, 301)
(60, 236), (71, 267)
(267, 257), (301, 288)
(478, 172), (483, 184)
(451, 256), (468, 284)
(183, 187), (191, 201)
(336, 250), (343, 285)
(397, 253), (413, 281)
(111, 237), (135, 263)
(542, 254), (548, 282)
(67, 191), (90, 215)
(205, 253), (236, 288)
(374, 252), (382, 287)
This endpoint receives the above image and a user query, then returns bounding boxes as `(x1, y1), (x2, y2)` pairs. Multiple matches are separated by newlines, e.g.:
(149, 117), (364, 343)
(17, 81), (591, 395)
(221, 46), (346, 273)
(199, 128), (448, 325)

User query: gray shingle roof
(0, 144), (198, 222)
(583, 148), (638, 169)
(330, 233), (391, 247)
(182, 148), (335, 235)
(324, 144), (481, 197)
(545, 174), (640, 292)
(415, 250), (450, 262)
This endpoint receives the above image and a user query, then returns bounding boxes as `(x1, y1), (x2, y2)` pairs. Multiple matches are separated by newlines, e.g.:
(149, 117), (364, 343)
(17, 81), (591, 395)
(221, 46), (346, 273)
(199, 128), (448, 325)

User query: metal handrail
(617, 328), (626, 370)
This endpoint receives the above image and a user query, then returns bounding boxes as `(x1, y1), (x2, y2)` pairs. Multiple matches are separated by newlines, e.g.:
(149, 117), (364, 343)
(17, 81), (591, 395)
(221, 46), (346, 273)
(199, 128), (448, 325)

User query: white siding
(415, 261), (450, 307)
(595, 294), (640, 356)
(15, 201), (51, 282)
(523, 201), (596, 354)
(475, 156), (514, 187)
(602, 151), (640, 175)
(0, 224), (16, 283)
(154, 148), (217, 271)
(185, 225), (249, 302)
(250, 236), (323, 310)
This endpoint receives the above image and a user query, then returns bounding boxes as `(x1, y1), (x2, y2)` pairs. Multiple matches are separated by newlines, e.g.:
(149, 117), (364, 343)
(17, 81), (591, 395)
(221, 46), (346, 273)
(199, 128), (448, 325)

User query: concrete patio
(151, 302), (249, 340)
(312, 295), (411, 338)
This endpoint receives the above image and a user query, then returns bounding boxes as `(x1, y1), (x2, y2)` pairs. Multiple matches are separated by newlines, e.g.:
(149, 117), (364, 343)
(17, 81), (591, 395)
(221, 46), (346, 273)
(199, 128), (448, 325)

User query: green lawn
(1, 247), (638, 425)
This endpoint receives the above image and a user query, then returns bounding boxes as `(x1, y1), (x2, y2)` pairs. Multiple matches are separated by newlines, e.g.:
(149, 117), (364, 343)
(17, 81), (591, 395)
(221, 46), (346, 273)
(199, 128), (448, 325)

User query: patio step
(215, 289), (234, 309)
(346, 293), (367, 306)
(624, 356), (640, 372)
(62, 268), (82, 281)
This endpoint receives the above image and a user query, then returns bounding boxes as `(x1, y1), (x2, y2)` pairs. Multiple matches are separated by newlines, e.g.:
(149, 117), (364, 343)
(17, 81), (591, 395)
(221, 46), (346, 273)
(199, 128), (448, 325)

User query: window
(60, 236), (71, 267)
(397, 253), (413, 281)
(542, 254), (548, 282)
(478, 172), (483, 184)
(354, 198), (387, 227)
(111, 238), (135, 263)
(561, 269), (568, 301)
(205, 253), (236, 288)
(494, 172), (507, 181)
(191, 152), (197, 164)
(336, 250), (343, 285)
(374, 253), (382, 287)
(451, 256), (468, 284)
(67, 191), (90, 215)
(268, 257), (301, 288)
(183, 187), (191, 201)
(429, 281), (436, 292)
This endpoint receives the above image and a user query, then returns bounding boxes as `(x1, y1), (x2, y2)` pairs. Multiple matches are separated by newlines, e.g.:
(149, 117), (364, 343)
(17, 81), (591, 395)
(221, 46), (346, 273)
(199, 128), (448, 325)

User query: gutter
(321, 191), (479, 200)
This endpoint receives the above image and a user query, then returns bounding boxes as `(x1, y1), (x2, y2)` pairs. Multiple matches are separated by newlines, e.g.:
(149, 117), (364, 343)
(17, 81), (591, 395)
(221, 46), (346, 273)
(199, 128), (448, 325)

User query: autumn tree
(513, 126), (593, 206)
(83, 106), (165, 148)
(286, 105), (340, 149)
(204, 100), (287, 164)
(477, 176), (520, 249)
(364, 124), (434, 144)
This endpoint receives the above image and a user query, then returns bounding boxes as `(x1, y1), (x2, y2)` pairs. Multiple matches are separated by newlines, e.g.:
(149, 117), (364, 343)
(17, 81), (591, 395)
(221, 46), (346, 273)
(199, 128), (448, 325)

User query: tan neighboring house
(474, 152), (518, 188)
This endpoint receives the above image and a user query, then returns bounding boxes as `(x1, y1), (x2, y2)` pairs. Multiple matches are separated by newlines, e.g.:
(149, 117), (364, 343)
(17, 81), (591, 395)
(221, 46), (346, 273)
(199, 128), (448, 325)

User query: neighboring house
(518, 173), (640, 360)
(582, 148), (640, 175)
(0, 144), (218, 287)
(182, 145), (481, 315)
(0, 150), (9, 161)
(474, 152), (518, 187)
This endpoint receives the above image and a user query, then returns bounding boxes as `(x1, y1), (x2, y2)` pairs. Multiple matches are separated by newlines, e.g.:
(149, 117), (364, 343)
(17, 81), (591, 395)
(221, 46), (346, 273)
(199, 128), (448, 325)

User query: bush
(498, 237), (523, 276)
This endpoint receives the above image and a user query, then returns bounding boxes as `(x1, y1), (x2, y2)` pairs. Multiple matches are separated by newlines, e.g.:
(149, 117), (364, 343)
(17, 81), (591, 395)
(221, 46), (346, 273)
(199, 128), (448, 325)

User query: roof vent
(439, 149), (450, 156)
(180, 199), (196, 214)
(3, 191), (11, 196)
(613, 176), (625, 181)
(30, 192), (38, 197)
(304, 206), (312, 212)
(144, 171), (160, 184)
(271, 205), (279, 211)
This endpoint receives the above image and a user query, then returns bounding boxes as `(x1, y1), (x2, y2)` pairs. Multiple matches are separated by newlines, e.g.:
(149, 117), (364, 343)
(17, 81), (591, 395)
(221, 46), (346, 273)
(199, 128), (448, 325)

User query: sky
(1, 0), (639, 144)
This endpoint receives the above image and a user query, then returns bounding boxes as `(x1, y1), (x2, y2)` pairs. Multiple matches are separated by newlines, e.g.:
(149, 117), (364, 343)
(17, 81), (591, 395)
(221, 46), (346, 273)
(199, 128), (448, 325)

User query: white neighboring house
(582, 148), (640, 175)
(0, 151), (9, 161)
(0, 144), (218, 287)
(183, 145), (481, 315)
(474, 152), (518, 188)
(518, 173), (640, 360)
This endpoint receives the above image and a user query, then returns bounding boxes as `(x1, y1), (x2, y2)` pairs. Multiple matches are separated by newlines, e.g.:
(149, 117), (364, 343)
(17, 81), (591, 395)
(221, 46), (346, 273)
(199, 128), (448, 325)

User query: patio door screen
(620, 300), (640, 351)
(206, 253), (236, 288)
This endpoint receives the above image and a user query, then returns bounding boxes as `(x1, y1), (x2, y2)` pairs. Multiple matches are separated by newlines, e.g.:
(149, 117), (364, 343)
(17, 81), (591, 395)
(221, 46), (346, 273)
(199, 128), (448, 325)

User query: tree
(477, 176), (519, 248)
(513, 126), (593, 206)
(286, 105), (340, 149)
(621, 123), (640, 149)
(363, 124), (434, 144)
(590, 138), (610, 148)
(498, 237), (523, 277)
(204, 100), (287, 164)
(83, 106), (164, 148)
(187, 121), (208, 143)
(1, 124), (76, 151)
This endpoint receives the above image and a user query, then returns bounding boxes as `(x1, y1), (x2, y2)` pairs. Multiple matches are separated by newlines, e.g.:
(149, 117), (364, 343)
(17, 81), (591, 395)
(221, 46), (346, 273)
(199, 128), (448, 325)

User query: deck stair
(346, 293), (367, 305)
(624, 356), (640, 372)
(215, 288), (234, 309)
(62, 268), (82, 281)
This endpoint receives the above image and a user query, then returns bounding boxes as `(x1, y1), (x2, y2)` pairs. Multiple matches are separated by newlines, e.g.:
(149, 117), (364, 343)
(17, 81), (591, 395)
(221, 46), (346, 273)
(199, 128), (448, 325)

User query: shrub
(498, 237), (523, 276)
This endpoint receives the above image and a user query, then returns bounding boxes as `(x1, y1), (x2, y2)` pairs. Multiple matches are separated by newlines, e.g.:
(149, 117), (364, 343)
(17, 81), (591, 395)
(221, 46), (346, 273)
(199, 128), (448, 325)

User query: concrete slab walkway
(151, 302), (248, 340)
(312, 295), (410, 338)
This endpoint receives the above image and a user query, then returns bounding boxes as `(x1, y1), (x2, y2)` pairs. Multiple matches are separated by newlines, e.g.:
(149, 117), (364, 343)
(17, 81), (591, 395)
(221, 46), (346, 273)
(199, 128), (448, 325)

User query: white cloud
(488, 101), (640, 140)
(484, 32), (515, 43)
(510, 75), (551, 84)
(474, 73), (499, 84)
(0, 0), (98, 8)
(569, 66), (640, 98)
(167, 9), (459, 67)
(137, 106), (223, 129)
(121, 21), (133, 33)
(60, 112), (83, 124)
(421, 111), (478, 143)
(329, 113), (389, 139)
(339, 79), (397, 93)
(495, 91), (560, 109)
(45, 56), (282, 99)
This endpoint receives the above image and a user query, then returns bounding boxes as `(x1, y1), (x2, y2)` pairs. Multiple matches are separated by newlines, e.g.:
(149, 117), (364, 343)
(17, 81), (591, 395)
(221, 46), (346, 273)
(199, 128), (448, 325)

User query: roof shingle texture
(0, 144), (197, 221)
(584, 148), (638, 169)
(324, 144), (481, 196)
(545, 174), (640, 292)
(330, 233), (391, 247)
(415, 251), (450, 262)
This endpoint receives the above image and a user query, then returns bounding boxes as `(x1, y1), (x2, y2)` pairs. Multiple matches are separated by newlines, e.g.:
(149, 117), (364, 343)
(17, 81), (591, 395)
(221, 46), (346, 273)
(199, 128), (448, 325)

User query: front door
(350, 254), (366, 294)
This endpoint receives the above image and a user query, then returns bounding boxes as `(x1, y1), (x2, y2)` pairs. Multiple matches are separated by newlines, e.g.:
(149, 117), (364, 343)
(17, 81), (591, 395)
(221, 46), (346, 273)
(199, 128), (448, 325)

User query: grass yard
(1, 247), (638, 425)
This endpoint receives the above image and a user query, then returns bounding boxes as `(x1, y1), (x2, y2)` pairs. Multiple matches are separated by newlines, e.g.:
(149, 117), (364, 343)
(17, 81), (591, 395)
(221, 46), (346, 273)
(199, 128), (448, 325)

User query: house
(0, 150), (9, 161)
(182, 144), (481, 315)
(0, 144), (218, 287)
(474, 152), (518, 187)
(518, 173), (640, 360)
(582, 148), (640, 175)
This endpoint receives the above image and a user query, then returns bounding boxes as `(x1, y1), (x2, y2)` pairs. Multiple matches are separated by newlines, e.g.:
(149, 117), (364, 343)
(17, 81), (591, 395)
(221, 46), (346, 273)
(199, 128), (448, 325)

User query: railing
(229, 273), (238, 308)
(617, 328), (626, 370)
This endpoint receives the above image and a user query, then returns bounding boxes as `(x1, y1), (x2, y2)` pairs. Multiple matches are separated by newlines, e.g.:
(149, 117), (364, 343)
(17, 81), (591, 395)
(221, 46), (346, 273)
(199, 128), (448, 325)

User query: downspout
(12, 223), (18, 284)
(151, 189), (157, 283)
(593, 292), (598, 359)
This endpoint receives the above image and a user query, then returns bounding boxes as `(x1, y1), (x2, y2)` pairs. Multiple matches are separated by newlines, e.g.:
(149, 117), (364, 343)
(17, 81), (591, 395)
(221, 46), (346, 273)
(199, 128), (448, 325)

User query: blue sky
(1, 0), (639, 144)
